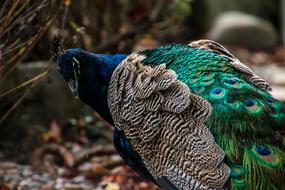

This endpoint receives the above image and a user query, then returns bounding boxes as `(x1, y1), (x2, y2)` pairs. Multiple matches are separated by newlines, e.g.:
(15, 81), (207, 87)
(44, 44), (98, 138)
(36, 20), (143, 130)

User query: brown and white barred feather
(189, 40), (271, 91)
(107, 53), (230, 190)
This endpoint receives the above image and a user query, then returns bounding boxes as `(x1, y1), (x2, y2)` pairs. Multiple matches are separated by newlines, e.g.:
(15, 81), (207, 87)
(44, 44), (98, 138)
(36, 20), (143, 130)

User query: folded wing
(108, 53), (230, 190)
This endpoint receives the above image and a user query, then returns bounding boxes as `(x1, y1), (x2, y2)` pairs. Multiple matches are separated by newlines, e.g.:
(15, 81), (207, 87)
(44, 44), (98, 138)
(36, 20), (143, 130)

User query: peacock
(53, 39), (285, 190)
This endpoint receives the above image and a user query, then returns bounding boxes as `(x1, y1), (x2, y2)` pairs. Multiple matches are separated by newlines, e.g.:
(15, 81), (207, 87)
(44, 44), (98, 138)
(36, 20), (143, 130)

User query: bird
(53, 38), (285, 190)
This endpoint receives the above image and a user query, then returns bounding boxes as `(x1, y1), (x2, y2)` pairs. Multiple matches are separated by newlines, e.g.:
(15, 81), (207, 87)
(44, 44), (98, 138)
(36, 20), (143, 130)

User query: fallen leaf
(104, 182), (120, 190)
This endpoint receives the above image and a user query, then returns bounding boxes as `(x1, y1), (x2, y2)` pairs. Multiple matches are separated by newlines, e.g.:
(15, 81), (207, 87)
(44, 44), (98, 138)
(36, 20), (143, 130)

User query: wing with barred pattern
(107, 53), (230, 190)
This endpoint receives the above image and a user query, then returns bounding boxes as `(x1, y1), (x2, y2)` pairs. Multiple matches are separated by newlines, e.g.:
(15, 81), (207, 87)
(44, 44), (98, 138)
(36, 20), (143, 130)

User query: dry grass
(0, 0), (64, 123)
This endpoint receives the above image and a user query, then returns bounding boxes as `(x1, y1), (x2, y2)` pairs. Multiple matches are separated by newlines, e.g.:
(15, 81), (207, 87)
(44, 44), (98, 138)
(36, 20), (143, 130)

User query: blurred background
(0, 0), (284, 189)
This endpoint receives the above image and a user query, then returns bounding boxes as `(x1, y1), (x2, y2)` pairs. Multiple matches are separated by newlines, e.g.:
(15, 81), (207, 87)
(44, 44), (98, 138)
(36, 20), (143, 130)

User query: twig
(61, 1), (70, 31)
(0, 53), (53, 124)
(0, 48), (2, 76)
(0, 71), (48, 99)
(0, 0), (20, 33)
(1, 25), (46, 80)
(0, 0), (9, 19)
(94, 23), (150, 52)
(93, 0), (165, 52)
(2, 35), (37, 56)
(1, 1), (63, 81)
(32, 143), (75, 172)
(149, 0), (164, 21)
(280, 0), (285, 48)
(0, 1), (54, 39)
(0, 69), (49, 124)
(0, 86), (31, 124)
(72, 145), (116, 169)
(103, 159), (125, 170)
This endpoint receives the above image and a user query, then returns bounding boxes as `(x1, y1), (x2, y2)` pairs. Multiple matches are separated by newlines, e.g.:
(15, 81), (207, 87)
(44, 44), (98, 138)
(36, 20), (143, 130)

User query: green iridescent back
(140, 43), (285, 190)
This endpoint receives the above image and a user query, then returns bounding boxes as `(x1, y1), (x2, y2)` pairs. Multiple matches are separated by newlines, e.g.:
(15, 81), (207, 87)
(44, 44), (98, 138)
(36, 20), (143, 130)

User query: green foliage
(170, 0), (192, 19)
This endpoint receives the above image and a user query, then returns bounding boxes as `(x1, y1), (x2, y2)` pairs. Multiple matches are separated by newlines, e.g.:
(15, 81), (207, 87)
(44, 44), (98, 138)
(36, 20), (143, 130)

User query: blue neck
(78, 53), (127, 125)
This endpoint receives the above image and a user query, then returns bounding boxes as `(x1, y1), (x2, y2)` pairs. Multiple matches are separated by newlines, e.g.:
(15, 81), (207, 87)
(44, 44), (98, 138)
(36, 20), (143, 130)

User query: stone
(5, 169), (18, 175)
(1, 61), (87, 129)
(0, 170), (4, 178)
(72, 175), (85, 183)
(252, 65), (285, 101)
(252, 65), (285, 86)
(22, 168), (33, 177)
(41, 184), (54, 190)
(0, 62), (88, 160)
(32, 174), (48, 183)
(16, 62), (87, 124)
(104, 182), (120, 190)
(208, 11), (277, 49)
(0, 162), (17, 170)
(64, 183), (85, 190)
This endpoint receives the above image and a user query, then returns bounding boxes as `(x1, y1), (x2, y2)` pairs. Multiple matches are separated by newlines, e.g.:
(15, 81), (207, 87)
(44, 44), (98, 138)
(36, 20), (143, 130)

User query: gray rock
(17, 62), (87, 125)
(252, 65), (285, 101)
(0, 162), (17, 170)
(0, 170), (4, 179)
(5, 169), (19, 175)
(72, 175), (85, 183)
(252, 65), (285, 85)
(32, 174), (47, 183)
(208, 11), (277, 49)
(22, 168), (33, 177)
(1, 62), (89, 160)
(2, 61), (87, 128)
(64, 183), (85, 190)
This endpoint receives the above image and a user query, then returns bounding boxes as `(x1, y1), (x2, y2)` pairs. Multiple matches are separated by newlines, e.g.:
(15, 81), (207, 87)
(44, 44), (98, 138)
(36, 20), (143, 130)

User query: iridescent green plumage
(140, 42), (285, 190)
(57, 40), (285, 189)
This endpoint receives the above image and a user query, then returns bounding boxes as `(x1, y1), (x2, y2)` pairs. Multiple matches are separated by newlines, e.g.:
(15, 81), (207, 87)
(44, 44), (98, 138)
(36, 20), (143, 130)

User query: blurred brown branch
(32, 143), (75, 173)
(73, 145), (116, 169)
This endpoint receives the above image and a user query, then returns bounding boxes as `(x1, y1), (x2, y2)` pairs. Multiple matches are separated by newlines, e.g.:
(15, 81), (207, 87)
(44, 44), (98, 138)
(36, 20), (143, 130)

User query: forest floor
(0, 114), (159, 190)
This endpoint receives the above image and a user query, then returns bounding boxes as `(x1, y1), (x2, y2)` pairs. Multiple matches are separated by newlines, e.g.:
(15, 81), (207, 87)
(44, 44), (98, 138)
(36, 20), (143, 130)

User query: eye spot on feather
(189, 78), (199, 83)
(227, 78), (236, 84)
(267, 97), (282, 111)
(223, 77), (243, 89)
(192, 87), (205, 94)
(252, 145), (280, 167)
(213, 88), (222, 94)
(200, 79), (214, 86)
(230, 165), (247, 187)
(256, 145), (271, 156)
(227, 100), (241, 109)
(244, 98), (262, 114)
(267, 98), (274, 104)
(203, 73), (215, 80)
(230, 165), (246, 178)
(245, 99), (255, 107)
(210, 88), (226, 99)
(191, 71), (202, 76)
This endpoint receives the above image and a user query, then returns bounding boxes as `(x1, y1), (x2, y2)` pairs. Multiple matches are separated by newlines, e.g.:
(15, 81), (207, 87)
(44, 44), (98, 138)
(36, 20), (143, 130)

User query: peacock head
(51, 37), (80, 97)
(51, 36), (90, 98)
(56, 48), (82, 98)
(52, 36), (127, 123)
